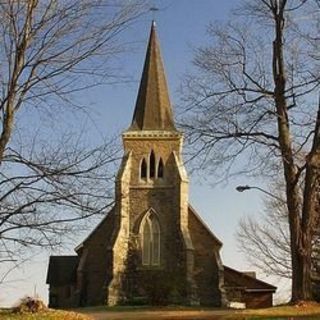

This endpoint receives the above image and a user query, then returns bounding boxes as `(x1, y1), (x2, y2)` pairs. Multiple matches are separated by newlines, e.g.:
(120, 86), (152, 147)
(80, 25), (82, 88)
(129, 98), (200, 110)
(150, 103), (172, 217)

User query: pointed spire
(129, 22), (176, 131)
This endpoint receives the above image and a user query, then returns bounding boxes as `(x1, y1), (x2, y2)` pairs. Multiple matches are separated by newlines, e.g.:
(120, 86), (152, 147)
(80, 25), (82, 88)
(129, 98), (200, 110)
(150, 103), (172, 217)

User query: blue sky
(0, 0), (290, 307)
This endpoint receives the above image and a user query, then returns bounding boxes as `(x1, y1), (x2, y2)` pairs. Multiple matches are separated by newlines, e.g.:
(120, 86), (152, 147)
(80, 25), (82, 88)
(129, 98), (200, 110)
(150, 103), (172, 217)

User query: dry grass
(4, 303), (320, 320)
(73, 303), (320, 319)
(77, 303), (320, 320)
(235, 302), (320, 318)
(0, 309), (93, 320)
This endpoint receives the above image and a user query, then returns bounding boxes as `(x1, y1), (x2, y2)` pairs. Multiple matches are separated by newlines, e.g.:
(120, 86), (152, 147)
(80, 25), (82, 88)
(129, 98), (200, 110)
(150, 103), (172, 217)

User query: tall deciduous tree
(181, 0), (320, 301)
(0, 0), (147, 274)
(237, 190), (320, 301)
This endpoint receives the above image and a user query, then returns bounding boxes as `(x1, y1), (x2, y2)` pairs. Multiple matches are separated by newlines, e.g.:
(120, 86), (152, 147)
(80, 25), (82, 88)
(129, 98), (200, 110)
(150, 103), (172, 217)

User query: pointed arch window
(139, 151), (165, 182)
(157, 158), (164, 178)
(149, 150), (156, 178)
(141, 212), (160, 266)
(140, 158), (147, 179)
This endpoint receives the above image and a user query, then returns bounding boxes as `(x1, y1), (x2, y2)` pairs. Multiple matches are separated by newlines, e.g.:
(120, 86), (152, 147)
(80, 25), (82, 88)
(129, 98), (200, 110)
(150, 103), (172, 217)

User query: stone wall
(48, 284), (76, 308)
(76, 208), (116, 306)
(188, 208), (224, 306)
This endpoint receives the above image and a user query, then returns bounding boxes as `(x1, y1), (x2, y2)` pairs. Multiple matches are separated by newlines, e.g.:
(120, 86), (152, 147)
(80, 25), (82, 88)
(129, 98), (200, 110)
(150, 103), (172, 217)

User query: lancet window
(157, 158), (164, 178)
(140, 211), (160, 266)
(149, 150), (156, 178)
(140, 158), (147, 179)
(139, 151), (164, 180)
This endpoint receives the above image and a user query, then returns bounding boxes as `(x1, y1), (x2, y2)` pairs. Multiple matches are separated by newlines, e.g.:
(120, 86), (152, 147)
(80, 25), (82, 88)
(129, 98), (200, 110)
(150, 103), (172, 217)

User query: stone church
(47, 22), (276, 308)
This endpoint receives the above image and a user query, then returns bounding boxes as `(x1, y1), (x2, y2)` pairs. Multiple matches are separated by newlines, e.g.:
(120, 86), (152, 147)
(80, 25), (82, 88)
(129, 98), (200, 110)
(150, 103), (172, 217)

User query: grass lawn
(0, 309), (92, 320)
(2, 303), (320, 320)
(76, 303), (320, 319)
(236, 303), (320, 318)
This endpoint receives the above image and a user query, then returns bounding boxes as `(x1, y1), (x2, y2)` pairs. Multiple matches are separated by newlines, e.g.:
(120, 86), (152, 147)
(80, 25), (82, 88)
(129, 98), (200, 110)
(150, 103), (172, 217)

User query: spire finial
(150, 6), (159, 22)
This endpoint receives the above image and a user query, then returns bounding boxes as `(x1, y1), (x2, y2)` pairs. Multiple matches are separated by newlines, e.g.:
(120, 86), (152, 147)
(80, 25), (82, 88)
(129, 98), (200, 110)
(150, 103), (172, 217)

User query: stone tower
(108, 21), (199, 305)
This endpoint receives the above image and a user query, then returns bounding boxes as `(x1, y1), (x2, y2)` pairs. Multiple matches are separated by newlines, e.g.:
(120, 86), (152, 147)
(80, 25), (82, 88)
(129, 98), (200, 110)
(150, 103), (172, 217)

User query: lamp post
(235, 185), (285, 203)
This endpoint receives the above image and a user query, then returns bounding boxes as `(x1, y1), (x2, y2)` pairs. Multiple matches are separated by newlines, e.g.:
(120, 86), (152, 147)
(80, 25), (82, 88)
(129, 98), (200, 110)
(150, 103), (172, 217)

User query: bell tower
(107, 22), (199, 305)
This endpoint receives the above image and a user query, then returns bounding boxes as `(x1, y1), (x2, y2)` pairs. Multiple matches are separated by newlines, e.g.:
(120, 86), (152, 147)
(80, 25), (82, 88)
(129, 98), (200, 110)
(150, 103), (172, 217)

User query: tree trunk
(290, 226), (313, 301)
(0, 99), (14, 163)
(296, 101), (320, 301)
(0, 0), (36, 164)
(271, 1), (314, 301)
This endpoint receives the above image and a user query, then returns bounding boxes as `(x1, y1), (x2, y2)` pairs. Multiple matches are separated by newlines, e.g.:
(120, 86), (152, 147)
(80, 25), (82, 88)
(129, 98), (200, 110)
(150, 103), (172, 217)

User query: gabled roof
(46, 256), (78, 285)
(224, 265), (277, 292)
(129, 21), (176, 131)
(74, 206), (115, 252)
(188, 204), (223, 246)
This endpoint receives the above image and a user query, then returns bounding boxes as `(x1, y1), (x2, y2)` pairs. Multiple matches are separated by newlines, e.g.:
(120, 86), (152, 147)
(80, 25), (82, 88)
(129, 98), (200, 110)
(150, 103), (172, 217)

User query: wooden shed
(224, 266), (277, 308)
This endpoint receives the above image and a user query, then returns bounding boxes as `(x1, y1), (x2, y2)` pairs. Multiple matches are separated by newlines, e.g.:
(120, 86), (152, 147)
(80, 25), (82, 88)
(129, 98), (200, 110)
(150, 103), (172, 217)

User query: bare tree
(181, 0), (320, 301)
(0, 0), (147, 162)
(238, 195), (291, 279)
(237, 189), (320, 300)
(1, 136), (119, 263)
(0, 0), (147, 278)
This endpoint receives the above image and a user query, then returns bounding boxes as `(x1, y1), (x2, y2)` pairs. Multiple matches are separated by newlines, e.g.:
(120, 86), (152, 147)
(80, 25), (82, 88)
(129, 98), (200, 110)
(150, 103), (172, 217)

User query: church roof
(129, 21), (176, 131)
(188, 205), (222, 246)
(74, 206), (115, 253)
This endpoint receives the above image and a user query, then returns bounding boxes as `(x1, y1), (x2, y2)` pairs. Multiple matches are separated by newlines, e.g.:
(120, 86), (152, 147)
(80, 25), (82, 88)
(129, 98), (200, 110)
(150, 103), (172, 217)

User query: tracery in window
(141, 212), (160, 266)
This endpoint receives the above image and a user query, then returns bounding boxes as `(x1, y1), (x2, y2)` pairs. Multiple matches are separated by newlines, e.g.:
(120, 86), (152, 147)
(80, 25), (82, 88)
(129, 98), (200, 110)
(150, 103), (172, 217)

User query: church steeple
(129, 21), (176, 131)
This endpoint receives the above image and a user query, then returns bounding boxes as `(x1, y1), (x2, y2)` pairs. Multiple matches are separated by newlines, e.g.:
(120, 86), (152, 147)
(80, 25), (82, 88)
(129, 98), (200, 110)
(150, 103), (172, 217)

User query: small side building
(224, 266), (277, 308)
(46, 256), (78, 308)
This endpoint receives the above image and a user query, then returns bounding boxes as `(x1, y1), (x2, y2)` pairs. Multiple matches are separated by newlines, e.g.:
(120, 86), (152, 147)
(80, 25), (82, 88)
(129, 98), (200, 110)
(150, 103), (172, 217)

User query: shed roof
(224, 265), (277, 292)
(46, 255), (78, 286)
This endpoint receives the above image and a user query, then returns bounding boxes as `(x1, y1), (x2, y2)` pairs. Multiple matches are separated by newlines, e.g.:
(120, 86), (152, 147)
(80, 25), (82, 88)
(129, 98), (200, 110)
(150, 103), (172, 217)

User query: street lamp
(236, 185), (285, 203)
(235, 185), (251, 192)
